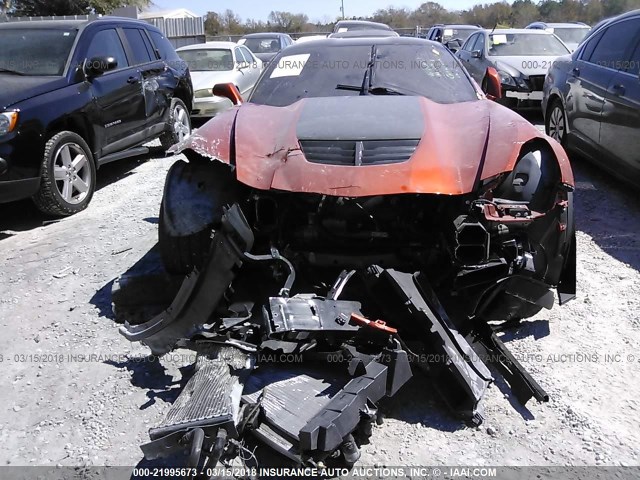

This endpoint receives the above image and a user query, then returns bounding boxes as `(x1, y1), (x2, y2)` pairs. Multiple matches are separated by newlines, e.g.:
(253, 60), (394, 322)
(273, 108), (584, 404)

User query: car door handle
(572, 67), (580, 76)
(127, 76), (139, 84)
(610, 84), (625, 96)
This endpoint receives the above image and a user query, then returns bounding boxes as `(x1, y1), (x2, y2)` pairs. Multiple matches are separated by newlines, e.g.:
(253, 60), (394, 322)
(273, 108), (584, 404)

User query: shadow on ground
(571, 157), (640, 271)
(106, 355), (193, 410)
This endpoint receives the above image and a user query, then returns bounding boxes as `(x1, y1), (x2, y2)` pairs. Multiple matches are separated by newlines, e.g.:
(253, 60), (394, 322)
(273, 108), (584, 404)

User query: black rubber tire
(158, 203), (213, 275)
(545, 98), (568, 147)
(160, 97), (192, 151)
(32, 131), (96, 216)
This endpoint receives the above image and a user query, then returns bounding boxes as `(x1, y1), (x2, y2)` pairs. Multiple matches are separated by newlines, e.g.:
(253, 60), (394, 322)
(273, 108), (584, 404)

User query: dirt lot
(1, 113), (639, 470)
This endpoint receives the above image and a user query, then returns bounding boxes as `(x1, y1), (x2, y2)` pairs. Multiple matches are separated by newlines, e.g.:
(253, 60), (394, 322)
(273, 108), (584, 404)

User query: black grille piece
(528, 75), (545, 91)
(300, 139), (420, 166)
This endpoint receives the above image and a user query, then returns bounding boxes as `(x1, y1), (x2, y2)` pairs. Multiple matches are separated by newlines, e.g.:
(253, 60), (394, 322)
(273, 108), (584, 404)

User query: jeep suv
(0, 18), (193, 215)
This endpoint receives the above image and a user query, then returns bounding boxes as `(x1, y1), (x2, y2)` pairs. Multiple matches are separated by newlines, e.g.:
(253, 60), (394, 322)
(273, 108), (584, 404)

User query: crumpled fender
(170, 106), (240, 165)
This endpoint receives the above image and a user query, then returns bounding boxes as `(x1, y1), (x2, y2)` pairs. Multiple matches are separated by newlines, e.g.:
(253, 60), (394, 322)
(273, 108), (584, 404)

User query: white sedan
(177, 42), (263, 118)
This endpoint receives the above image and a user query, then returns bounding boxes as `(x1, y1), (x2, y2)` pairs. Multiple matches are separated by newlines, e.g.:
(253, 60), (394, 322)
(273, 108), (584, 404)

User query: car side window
(139, 29), (158, 60)
(462, 34), (477, 51)
(85, 28), (129, 71)
(472, 34), (484, 53)
(626, 39), (640, 76)
(240, 46), (256, 63)
(235, 47), (248, 64)
(123, 28), (153, 65)
(586, 19), (640, 70)
(149, 31), (181, 61)
(579, 29), (604, 61)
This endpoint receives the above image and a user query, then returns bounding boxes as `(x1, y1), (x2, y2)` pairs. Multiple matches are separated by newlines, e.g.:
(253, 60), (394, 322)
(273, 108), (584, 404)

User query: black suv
(0, 18), (193, 215)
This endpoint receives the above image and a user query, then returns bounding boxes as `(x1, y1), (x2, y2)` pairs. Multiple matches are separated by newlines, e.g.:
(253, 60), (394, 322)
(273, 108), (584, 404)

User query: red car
(121, 37), (576, 468)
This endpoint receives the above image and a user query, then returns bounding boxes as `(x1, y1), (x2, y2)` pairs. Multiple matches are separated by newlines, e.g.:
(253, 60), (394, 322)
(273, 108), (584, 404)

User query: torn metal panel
(119, 204), (254, 355)
(265, 295), (361, 340)
(364, 268), (493, 423)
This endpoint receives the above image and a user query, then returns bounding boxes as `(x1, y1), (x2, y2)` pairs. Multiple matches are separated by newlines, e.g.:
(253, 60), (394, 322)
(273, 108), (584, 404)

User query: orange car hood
(176, 96), (573, 196)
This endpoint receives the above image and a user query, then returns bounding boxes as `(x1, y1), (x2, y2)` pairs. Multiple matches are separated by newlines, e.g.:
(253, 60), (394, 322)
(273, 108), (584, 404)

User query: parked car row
(1, 13), (637, 217)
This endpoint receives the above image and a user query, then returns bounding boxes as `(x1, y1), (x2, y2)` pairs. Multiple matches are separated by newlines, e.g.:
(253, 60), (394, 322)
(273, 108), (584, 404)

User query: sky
(148, 0), (483, 23)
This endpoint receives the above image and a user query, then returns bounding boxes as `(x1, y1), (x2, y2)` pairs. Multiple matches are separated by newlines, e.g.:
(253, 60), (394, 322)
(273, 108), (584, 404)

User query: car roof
(274, 36), (441, 54)
(335, 19), (392, 30)
(0, 17), (158, 31)
(330, 29), (400, 38)
(433, 24), (481, 29)
(584, 9), (640, 40)
(0, 19), (87, 29)
(177, 41), (237, 51)
(242, 32), (289, 38)
(485, 28), (555, 35)
(528, 22), (590, 28)
(593, 8), (640, 28)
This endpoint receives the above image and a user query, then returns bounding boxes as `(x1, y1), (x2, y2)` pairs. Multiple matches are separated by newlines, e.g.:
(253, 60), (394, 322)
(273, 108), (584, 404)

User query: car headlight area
(0, 112), (19, 136)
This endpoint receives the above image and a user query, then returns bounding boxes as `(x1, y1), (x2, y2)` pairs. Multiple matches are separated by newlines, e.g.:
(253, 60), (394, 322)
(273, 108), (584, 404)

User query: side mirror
(212, 83), (243, 105)
(483, 67), (502, 101)
(471, 50), (482, 59)
(84, 56), (117, 77)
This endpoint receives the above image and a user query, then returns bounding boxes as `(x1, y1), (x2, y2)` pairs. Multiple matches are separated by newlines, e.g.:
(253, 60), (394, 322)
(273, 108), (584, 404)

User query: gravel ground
(0, 113), (639, 470)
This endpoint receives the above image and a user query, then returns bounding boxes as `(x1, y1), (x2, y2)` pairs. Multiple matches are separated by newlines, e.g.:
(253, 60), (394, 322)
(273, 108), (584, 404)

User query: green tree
(244, 18), (268, 33)
(511, 0), (540, 26)
(372, 7), (413, 28)
(11, 0), (149, 16)
(90, 0), (149, 14)
(412, 2), (460, 25)
(220, 8), (244, 35)
(267, 11), (310, 32)
(13, 0), (91, 15)
(204, 11), (222, 36)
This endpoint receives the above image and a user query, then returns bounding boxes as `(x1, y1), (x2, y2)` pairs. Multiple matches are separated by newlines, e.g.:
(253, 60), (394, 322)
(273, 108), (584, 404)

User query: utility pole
(340, 0), (345, 19)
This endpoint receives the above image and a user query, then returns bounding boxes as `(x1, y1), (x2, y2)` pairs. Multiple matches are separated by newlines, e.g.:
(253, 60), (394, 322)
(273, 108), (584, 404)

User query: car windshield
(241, 37), (280, 54)
(550, 27), (591, 44)
(179, 49), (234, 71)
(488, 33), (569, 56)
(250, 42), (478, 107)
(0, 28), (77, 76)
(443, 28), (477, 41)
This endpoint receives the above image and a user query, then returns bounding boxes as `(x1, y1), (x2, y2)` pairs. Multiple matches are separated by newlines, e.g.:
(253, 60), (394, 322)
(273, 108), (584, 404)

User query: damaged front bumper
(118, 202), (552, 469)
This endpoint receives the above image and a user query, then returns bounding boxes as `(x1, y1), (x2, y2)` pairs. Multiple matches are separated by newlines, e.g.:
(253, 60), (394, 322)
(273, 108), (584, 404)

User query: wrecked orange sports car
(118, 37), (575, 471)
